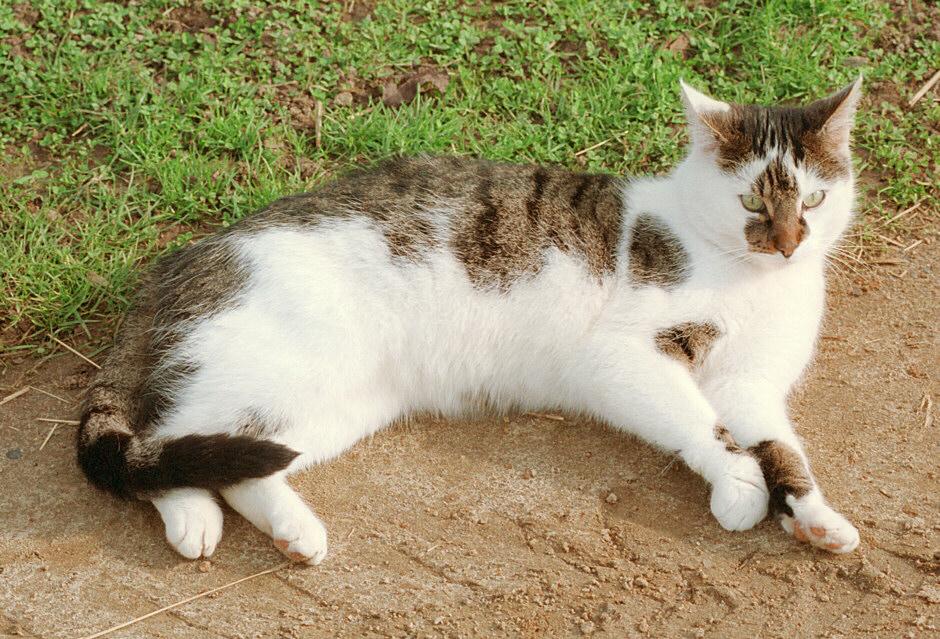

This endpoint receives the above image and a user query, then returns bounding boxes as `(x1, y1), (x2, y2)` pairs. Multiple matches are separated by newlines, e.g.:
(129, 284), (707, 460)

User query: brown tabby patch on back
(239, 156), (625, 281)
(447, 160), (624, 288)
(701, 84), (854, 180)
(655, 321), (720, 365)
(749, 440), (813, 516)
(238, 158), (443, 260)
(629, 215), (689, 287)
(151, 235), (248, 334)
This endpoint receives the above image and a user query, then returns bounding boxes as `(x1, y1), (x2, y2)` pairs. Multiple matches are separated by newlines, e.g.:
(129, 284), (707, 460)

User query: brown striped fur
(700, 84), (856, 180)
(446, 160), (624, 288)
(655, 322), (721, 365)
(749, 440), (813, 516)
(629, 215), (689, 287)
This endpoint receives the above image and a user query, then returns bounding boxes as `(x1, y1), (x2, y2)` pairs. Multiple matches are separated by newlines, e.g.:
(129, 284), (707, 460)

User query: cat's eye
(739, 193), (765, 213)
(802, 190), (826, 209)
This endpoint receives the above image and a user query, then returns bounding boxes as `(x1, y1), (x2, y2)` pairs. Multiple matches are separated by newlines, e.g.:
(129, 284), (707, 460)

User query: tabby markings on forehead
(704, 104), (852, 181)
(628, 215), (689, 288)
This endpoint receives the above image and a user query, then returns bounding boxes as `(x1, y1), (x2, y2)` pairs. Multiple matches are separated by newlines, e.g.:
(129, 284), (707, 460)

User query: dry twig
(0, 387), (30, 407)
(524, 412), (566, 421)
(314, 99), (323, 149)
(50, 336), (100, 369)
(920, 393), (934, 430)
(908, 69), (940, 107)
(574, 137), (612, 156)
(882, 201), (921, 226)
(29, 385), (72, 404)
(36, 417), (80, 425)
(38, 424), (58, 450)
(76, 562), (291, 639)
(873, 233), (905, 248)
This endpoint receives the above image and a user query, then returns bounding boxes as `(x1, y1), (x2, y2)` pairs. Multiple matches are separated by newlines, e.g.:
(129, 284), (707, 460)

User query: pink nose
(773, 229), (801, 258)
(777, 241), (797, 258)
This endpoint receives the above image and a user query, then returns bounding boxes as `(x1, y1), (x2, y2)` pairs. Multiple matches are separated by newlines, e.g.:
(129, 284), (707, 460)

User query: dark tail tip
(77, 430), (299, 497)
(134, 434), (300, 492)
(77, 431), (135, 498)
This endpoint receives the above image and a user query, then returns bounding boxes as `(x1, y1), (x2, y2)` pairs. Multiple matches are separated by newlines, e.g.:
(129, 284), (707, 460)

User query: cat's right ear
(679, 80), (731, 151)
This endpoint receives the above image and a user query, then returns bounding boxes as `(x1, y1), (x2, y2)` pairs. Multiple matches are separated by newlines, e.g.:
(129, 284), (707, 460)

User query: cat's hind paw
(780, 497), (859, 554)
(270, 504), (329, 565)
(152, 488), (225, 560)
(710, 455), (769, 531)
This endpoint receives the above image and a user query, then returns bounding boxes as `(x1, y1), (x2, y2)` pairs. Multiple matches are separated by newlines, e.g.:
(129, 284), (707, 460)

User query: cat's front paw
(152, 488), (225, 560)
(710, 455), (769, 531)
(270, 504), (329, 565)
(780, 495), (859, 554)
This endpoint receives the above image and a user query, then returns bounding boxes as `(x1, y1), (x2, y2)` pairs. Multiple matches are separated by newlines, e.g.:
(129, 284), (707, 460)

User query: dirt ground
(1, 237), (938, 638)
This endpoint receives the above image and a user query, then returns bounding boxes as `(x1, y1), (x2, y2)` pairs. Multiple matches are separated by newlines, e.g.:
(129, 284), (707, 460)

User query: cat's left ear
(679, 80), (732, 151)
(807, 76), (863, 153)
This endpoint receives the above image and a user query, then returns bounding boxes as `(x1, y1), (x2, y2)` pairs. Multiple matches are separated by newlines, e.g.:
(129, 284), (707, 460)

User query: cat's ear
(679, 80), (732, 151)
(807, 76), (863, 153)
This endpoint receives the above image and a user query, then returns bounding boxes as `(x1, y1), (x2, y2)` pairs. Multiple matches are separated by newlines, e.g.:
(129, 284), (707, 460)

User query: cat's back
(234, 156), (625, 288)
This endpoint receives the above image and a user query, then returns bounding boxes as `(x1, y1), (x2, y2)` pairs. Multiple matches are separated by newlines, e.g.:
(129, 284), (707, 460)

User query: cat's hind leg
(220, 473), (328, 565)
(151, 488), (224, 559)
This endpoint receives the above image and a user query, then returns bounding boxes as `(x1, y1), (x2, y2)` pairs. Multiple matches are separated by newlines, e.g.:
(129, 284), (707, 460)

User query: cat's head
(678, 79), (861, 264)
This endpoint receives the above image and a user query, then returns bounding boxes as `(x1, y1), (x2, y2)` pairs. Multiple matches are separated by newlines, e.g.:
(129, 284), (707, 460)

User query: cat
(77, 79), (863, 563)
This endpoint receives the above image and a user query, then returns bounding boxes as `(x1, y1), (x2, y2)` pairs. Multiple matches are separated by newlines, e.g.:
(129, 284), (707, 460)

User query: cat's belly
(154, 225), (621, 451)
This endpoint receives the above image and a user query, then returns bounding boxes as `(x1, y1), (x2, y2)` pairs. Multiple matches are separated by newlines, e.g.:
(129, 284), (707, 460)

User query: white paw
(153, 489), (224, 560)
(269, 503), (329, 565)
(710, 455), (769, 531)
(781, 496), (860, 554)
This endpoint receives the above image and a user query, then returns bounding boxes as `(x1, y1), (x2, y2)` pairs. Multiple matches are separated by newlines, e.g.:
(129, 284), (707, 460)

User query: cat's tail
(76, 427), (299, 498)
(76, 281), (298, 499)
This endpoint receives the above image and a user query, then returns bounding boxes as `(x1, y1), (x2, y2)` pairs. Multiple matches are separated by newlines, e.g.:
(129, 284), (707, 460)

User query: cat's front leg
(567, 341), (769, 531)
(704, 380), (860, 553)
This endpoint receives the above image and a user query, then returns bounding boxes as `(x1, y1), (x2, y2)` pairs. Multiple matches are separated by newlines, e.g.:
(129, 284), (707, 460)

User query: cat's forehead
(707, 104), (850, 182)
(738, 150), (813, 194)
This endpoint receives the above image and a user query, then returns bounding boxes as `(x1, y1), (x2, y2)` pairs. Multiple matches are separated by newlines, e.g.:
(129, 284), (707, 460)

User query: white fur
(151, 86), (861, 561)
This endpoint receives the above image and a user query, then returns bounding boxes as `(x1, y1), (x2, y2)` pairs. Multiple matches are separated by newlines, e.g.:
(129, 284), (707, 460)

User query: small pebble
(198, 560), (212, 573)
(580, 620), (595, 635)
(634, 577), (650, 588)
(6, 448), (22, 460)
(605, 492), (619, 504)
(522, 468), (535, 479)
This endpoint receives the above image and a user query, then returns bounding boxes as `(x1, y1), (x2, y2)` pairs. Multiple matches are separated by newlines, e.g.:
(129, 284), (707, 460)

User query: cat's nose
(772, 227), (802, 258)
(777, 242), (797, 259)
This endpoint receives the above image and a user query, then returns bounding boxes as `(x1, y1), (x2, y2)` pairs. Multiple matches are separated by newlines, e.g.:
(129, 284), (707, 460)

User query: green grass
(1, 0), (937, 343)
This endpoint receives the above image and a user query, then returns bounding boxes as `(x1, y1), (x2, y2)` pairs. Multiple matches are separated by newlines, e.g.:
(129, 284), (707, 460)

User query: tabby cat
(78, 80), (863, 563)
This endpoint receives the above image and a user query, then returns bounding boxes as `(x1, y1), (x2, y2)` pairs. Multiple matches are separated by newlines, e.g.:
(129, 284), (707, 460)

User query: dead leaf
(381, 81), (407, 107)
(666, 33), (690, 55)
(382, 70), (449, 108)
(86, 271), (109, 287)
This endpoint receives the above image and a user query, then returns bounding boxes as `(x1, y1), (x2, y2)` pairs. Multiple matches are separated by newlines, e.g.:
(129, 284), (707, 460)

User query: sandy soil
(1, 239), (937, 638)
